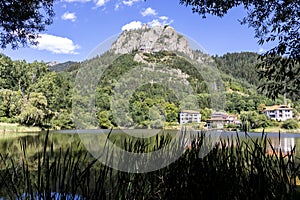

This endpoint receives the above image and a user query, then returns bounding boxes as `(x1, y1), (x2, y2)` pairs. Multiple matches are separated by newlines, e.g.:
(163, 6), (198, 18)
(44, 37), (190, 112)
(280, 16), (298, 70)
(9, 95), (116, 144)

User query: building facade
(179, 110), (201, 124)
(263, 104), (293, 121)
(206, 112), (240, 129)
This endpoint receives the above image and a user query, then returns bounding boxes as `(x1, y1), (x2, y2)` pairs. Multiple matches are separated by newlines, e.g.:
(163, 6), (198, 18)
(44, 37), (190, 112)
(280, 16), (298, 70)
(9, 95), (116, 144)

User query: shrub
(282, 119), (300, 129)
(0, 117), (16, 123)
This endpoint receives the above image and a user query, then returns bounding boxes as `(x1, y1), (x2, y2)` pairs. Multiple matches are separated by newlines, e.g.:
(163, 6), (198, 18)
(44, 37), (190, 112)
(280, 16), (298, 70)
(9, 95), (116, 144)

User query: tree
(240, 110), (271, 131)
(200, 108), (212, 121)
(98, 111), (113, 129)
(180, 0), (300, 98)
(0, 0), (55, 49)
(282, 119), (299, 130)
(0, 89), (22, 120)
(18, 92), (50, 127)
(30, 72), (73, 111)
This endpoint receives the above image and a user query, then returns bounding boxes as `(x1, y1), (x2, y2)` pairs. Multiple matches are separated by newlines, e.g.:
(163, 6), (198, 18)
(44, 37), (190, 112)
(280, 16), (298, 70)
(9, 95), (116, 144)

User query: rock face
(110, 25), (193, 58)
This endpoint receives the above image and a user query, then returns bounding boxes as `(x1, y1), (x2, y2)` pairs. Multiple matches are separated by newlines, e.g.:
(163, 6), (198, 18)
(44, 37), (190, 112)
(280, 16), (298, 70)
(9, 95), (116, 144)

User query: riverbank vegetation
(0, 130), (299, 199)
(0, 123), (41, 133)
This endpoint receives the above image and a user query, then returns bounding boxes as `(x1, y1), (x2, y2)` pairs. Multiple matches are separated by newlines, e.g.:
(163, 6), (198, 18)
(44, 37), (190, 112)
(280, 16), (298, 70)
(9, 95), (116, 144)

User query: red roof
(263, 105), (293, 111)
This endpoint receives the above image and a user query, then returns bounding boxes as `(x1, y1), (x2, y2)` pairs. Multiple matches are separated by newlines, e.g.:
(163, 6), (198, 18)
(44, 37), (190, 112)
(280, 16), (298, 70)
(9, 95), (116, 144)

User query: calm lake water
(0, 130), (299, 157)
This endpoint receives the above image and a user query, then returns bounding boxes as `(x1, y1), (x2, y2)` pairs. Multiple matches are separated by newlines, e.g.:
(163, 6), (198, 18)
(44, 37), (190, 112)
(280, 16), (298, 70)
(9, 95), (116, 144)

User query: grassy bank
(252, 126), (300, 133)
(0, 122), (41, 133)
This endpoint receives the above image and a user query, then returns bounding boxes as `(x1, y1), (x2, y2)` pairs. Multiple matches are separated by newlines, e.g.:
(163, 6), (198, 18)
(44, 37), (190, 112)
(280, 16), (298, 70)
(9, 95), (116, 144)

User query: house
(206, 112), (240, 129)
(263, 104), (293, 121)
(179, 110), (201, 124)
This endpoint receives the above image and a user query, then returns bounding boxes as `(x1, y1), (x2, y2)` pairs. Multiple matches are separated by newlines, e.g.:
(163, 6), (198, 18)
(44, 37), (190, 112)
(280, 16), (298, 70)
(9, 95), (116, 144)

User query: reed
(0, 130), (299, 199)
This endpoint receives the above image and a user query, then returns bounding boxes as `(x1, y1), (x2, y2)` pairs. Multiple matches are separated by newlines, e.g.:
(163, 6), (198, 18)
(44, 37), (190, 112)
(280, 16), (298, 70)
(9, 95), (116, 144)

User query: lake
(0, 129), (299, 158)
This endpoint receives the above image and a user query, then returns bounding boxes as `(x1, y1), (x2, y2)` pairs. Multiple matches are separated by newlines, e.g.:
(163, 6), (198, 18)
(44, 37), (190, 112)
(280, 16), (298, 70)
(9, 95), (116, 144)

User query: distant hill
(49, 61), (78, 72)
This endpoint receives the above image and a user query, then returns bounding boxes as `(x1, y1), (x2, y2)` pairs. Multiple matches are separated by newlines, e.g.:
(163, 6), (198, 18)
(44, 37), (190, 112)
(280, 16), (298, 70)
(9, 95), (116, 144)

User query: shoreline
(0, 123), (41, 133)
(251, 127), (300, 134)
(1, 122), (300, 135)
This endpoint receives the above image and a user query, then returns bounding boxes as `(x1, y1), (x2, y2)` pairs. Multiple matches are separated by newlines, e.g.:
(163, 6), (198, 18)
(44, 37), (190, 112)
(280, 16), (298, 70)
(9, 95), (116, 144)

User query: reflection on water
(267, 137), (295, 156)
(219, 131), (299, 156)
(0, 130), (299, 161)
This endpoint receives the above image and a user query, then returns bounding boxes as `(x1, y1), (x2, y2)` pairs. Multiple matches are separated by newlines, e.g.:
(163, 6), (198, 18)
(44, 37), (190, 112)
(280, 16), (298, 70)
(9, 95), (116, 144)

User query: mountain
(110, 25), (193, 58)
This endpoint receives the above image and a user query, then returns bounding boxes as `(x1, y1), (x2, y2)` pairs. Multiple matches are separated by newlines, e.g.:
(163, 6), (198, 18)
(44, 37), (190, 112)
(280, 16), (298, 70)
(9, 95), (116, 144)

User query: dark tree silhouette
(0, 0), (55, 49)
(180, 0), (300, 99)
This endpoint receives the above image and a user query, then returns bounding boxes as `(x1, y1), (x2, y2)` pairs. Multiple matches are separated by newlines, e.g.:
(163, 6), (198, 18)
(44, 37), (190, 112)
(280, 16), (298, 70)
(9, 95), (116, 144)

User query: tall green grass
(0, 130), (299, 199)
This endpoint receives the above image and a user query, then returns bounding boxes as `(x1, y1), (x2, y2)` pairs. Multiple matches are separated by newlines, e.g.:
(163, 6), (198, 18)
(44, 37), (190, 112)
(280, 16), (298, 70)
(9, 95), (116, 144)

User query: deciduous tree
(0, 0), (55, 49)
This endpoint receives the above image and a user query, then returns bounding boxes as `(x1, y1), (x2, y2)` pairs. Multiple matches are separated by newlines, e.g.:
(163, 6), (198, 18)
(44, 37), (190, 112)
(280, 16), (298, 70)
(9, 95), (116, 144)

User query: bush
(0, 117), (16, 123)
(225, 123), (239, 129)
(51, 110), (74, 130)
(281, 119), (300, 129)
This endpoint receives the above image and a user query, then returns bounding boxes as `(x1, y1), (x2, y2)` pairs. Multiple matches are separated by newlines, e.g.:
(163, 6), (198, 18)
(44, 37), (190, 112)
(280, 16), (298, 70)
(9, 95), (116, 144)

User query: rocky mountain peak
(110, 25), (193, 58)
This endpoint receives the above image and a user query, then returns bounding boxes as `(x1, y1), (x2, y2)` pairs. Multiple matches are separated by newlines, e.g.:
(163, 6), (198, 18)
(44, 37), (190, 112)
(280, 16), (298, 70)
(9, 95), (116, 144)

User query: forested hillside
(214, 52), (260, 87)
(1, 49), (298, 130)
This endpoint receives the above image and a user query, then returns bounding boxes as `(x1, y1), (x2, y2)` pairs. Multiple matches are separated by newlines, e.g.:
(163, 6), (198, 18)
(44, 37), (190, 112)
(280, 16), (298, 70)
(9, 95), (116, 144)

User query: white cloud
(61, 12), (77, 22)
(159, 16), (168, 21)
(123, 0), (140, 6)
(63, 0), (91, 2)
(141, 7), (157, 17)
(148, 16), (173, 27)
(148, 19), (161, 27)
(121, 21), (143, 31)
(34, 34), (80, 54)
(95, 0), (110, 7)
(114, 3), (120, 10)
(63, 0), (110, 7)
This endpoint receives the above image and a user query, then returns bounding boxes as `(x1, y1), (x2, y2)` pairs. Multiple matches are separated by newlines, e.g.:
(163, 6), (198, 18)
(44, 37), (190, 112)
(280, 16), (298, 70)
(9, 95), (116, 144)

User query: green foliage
(0, 117), (16, 123)
(51, 110), (74, 130)
(0, 55), (74, 129)
(0, 0), (55, 49)
(258, 57), (300, 100)
(0, 89), (22, 119)
(240, 111), (272, 131)
(226, 92), (277, 114)
(282, 119), (300, 130)
(30, 72), (73, 111)
(0, 56), (49, 93)
(17, 92), (50, 127)
(214, 52), (260, 87)
(180, 0), (300, 99)
(200, 107), (212, 121)
(225, 123), (239, 129)
(95, 50), (215, 128)
(98, 110), (113, 129)
(49, 61), (78, 72)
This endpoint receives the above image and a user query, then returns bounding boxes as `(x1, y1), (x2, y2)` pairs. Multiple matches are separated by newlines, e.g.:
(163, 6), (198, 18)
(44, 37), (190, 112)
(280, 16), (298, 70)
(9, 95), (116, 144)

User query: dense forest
(0, 51), (299, 130)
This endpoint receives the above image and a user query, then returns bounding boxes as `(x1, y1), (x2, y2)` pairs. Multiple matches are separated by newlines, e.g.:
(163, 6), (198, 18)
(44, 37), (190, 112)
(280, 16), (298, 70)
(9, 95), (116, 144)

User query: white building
(263, 104), (293, 121)
(179, 110), (201, 124)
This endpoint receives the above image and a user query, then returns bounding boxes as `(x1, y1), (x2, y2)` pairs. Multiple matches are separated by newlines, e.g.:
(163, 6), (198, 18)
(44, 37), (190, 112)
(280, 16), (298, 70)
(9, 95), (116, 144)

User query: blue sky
(1, 0), (268, 63)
